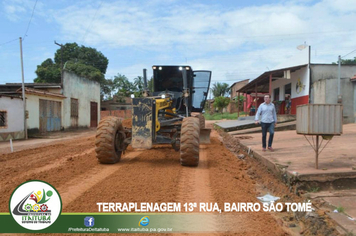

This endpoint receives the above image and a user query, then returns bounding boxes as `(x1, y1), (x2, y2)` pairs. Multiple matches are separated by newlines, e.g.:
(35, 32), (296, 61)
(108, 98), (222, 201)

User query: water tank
(296, 104), (343, 135)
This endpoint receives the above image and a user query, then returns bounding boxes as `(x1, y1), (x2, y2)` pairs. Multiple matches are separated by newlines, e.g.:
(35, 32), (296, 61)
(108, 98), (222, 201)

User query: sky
(1, 0), (356, 87)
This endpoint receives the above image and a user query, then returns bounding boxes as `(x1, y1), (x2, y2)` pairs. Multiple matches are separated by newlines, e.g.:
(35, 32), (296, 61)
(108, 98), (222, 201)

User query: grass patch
(287, 161), (292, 165)
(204, 112), (247, 120)
(336, 206), (345, 213)
(308, 187), (320, 193)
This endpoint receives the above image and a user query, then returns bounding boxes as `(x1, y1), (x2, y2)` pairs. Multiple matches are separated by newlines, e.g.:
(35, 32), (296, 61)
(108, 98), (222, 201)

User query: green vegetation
(34, 42), (108, 84)
(33, 42), (147, 101)
(308, 187), (320, 193)
(336, 206), (345, 213)
(34, 42), (114, 99)
(213, 96), (230, 114)
(204, 112), (247, 120)
(232, 95), (245, 104)
(211, 82), (230, 97)
(333, 57), (356, 65)
(103, 74), (146, 101)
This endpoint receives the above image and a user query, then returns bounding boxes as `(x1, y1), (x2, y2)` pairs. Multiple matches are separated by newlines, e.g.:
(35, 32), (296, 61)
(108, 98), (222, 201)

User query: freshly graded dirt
(217, 130), (340, 236)
(0, 125), (339, 235)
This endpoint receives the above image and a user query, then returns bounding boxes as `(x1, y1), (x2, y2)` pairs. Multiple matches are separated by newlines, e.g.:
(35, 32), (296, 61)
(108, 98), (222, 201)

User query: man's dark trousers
(260, 122), (275, 148)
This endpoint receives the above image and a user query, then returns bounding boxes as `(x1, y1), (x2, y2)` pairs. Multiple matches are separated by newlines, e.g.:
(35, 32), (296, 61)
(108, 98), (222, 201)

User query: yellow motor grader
(95, 65), (211, 166)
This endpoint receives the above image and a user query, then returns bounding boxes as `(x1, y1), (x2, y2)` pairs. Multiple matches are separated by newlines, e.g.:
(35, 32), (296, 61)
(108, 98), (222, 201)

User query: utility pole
(308, 45), (311, 104)
(337, 55), (342, 103)
(54, 41), (64, 86)
(19, 37), (27, 139)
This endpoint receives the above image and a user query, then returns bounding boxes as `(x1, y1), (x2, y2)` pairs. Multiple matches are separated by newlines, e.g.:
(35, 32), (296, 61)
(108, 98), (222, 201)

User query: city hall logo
(9, 180), (62, 230)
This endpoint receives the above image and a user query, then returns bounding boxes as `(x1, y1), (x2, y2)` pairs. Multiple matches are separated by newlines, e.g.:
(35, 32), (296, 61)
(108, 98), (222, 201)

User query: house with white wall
(237, 64), (309, 115)
(0, 95), (25, 141)
(62, 71), (100, 129)
(0, 70), (100, 140)
(237, 63), (356, 123)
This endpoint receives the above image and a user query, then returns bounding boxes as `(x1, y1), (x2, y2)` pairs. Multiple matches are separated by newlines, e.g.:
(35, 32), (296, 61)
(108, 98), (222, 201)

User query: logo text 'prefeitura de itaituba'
(9, 180), (62, 230)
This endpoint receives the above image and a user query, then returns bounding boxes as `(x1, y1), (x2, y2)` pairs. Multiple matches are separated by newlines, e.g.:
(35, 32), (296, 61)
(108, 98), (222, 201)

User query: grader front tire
(95, 116), (125, 164)
(180, 117), (200, 167)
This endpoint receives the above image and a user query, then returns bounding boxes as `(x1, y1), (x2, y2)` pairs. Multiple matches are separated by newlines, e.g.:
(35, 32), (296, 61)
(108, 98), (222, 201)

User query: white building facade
(0, 96), (25, 141)
(0, 70), (101, 140)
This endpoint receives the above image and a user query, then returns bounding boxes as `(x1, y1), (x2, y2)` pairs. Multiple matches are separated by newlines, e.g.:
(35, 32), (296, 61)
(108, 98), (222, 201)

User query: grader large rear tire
(95, 116), (125, 164)
(180, 117), (200, 167)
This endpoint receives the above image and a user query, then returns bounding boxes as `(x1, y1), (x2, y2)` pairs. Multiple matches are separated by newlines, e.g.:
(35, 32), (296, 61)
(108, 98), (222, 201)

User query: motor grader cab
(95, 65), (212, 167)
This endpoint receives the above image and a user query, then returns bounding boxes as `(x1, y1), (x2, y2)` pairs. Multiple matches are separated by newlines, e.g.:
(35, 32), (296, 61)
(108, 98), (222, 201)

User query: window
(153, 66), (188, 92)
(0, 111), (7, 127)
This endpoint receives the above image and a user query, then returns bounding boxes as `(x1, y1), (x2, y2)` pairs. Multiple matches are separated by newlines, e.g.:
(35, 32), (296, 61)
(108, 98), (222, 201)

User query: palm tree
(134, 76), (144, 91)
(211, 82), (230, 97)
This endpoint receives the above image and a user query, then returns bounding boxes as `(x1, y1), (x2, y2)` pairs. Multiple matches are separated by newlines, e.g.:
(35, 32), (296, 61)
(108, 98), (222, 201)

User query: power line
(0, 38), (18, 46)
(2, 27), (349, 48)
(82, 1), (103, 44)
(23, 0), (38, 40)
(342, 48), (356, 58)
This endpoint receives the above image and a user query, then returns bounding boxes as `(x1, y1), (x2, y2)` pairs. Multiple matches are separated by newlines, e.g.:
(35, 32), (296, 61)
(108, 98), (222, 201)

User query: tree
(134, 76), (144, 90)
(233, 95), (245, 103)
(101, 78), (117, 100)
(34, 42), (108, 85)
(101, 74), (147, 101)
(233, 95), (245, 110)
(340, 57), (356, 64)
(132, 76), (146, 97)
(113, 74), (136, 102)
(101, 80), (112, 100)
(213, 96), (230, 113)
(211, 82), (230, 97)
(332, 57), (356, 65)
(34, 59), (61, 83)
(147, 78), (154, 92)
(65, 61), (105, 84)
(54, 43), (108, 74)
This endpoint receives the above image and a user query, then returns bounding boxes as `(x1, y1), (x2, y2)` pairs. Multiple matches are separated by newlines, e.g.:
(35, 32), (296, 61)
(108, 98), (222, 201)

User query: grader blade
(132, 97), (154, 149)
(200, 128), (211, 144)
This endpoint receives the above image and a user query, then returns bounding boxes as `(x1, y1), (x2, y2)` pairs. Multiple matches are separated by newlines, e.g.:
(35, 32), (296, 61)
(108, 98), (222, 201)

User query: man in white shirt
(254, 95), (277, 152)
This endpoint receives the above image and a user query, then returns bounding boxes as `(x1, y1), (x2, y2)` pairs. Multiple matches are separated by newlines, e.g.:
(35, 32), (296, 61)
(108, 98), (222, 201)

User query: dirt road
(0, 128), (301, 235)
